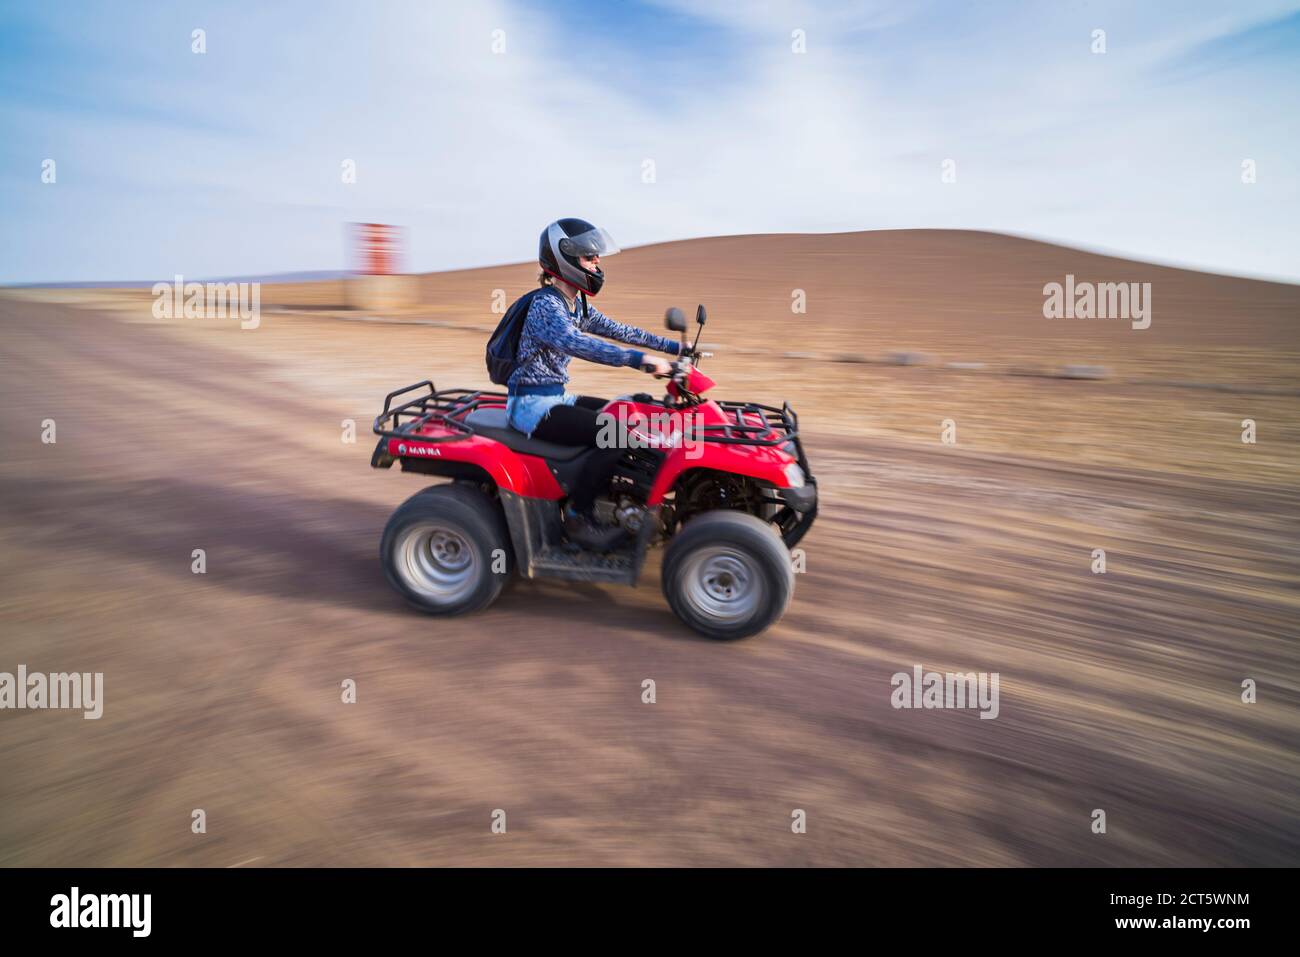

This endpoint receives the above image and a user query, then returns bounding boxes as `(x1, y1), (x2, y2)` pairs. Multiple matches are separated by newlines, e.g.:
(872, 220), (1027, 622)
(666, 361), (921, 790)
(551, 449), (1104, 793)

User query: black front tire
(661, 510), (794, 640)
(380, 484), (512, 615)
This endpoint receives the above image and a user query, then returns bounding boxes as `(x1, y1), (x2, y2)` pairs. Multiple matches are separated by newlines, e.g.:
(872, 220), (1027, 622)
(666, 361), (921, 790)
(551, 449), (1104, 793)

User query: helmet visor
(559, 226), (620, 260)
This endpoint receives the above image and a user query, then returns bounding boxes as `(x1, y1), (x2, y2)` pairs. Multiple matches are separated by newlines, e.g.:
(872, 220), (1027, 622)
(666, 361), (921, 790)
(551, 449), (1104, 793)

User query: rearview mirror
(696, 304), (707, 326)
(665, 307), (687, 333)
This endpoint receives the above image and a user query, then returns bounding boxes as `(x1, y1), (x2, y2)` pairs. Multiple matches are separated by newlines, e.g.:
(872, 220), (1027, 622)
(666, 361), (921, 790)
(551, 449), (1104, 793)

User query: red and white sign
(349, 222), (405, 275)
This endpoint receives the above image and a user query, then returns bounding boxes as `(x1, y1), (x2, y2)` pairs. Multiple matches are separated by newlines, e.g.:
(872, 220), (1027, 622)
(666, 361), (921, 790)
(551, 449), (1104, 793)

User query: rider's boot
(562, 502), (629, 551)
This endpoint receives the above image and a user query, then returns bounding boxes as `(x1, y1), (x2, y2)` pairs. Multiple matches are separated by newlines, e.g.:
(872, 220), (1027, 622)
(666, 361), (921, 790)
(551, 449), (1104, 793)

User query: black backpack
(484, 285), (566, 385)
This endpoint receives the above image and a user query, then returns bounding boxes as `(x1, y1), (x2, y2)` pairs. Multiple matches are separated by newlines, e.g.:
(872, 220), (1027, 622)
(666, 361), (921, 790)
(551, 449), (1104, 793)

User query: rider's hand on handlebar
(640, 356), (673, 376)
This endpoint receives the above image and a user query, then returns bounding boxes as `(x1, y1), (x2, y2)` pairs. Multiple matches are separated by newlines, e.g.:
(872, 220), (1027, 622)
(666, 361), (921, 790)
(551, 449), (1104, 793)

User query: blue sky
(1, 0), (1298, 283)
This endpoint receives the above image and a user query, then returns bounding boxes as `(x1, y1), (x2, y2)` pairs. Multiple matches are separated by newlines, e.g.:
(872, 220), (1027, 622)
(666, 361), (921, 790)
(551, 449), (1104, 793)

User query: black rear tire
(380, 484), (512, 615)
(661, 510), (794, 640)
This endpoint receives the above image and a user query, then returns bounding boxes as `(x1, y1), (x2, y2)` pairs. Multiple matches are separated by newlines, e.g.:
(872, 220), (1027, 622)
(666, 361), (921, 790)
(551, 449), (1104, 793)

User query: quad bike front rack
(709, 399), (812, 478)
(702, 399), (799, 446)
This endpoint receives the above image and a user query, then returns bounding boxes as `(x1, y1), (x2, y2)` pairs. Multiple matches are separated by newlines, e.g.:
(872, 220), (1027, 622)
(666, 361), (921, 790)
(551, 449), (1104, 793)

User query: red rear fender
(386, 436), (564, 499)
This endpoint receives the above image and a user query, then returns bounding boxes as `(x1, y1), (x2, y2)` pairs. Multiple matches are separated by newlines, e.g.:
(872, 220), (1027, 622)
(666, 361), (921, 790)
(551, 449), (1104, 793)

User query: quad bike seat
(463, 407), (588, 462)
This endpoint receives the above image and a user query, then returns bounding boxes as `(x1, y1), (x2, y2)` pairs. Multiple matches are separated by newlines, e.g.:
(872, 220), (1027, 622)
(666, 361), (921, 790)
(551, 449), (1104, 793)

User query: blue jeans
(506, 392), (577, 435)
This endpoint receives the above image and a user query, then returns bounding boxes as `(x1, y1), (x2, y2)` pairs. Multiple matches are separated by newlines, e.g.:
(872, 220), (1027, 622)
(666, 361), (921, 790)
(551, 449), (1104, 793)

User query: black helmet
(538, 218), (620, 296)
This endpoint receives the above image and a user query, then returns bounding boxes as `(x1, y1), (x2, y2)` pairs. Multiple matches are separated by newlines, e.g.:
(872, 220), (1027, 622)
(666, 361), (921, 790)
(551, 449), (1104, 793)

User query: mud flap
(498, 490), (559, 579)
(630, 505), (661, 586)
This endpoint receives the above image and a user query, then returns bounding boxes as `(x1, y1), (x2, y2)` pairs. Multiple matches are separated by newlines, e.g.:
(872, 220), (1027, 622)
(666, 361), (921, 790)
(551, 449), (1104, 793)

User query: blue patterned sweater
(506, 288), (680, 394)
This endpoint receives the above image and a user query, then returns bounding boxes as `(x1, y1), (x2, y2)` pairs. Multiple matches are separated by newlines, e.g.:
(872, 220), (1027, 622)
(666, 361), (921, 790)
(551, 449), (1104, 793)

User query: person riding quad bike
(372, 219), (818, 639)
(505, 218), (679, 548)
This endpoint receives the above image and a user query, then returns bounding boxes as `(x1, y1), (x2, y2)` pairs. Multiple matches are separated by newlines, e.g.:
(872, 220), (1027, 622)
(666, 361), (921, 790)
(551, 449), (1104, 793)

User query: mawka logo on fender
(397, 443), (441, 457)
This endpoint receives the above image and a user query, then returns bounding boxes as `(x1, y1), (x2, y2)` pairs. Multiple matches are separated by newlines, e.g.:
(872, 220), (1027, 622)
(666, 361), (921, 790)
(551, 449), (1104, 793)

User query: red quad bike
(370, 305), (818, 639)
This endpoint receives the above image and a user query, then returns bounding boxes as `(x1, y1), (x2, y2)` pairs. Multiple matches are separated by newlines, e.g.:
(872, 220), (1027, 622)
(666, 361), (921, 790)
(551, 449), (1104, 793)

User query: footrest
(531, 545), (637, 584)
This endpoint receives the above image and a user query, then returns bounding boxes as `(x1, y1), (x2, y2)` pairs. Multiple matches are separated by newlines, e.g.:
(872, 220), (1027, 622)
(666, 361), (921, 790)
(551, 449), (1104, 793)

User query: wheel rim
(679, 546), (763, 625)
(395, 523), (478, 603)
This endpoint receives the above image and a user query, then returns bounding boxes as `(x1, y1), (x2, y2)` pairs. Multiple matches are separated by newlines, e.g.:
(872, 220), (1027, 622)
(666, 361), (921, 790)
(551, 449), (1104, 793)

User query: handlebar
(678, 346), (713, 361)
(643, 347), (713, 381)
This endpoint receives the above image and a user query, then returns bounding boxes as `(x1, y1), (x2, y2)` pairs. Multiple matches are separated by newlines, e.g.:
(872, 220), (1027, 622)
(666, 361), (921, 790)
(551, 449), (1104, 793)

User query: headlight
(783, 463), (806, 488)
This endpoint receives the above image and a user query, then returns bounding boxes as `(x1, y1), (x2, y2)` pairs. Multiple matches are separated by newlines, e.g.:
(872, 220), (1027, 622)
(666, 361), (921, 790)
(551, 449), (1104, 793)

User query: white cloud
(2, 0), (1297, 282)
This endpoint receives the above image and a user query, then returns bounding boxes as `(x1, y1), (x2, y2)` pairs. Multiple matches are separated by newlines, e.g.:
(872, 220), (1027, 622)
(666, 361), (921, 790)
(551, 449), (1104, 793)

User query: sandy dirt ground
(1, 230), (1297, 866)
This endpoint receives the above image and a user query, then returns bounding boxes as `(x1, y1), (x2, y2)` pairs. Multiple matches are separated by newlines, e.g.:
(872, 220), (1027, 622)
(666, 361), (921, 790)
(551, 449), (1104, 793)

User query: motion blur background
(0, 1), (1297, 866)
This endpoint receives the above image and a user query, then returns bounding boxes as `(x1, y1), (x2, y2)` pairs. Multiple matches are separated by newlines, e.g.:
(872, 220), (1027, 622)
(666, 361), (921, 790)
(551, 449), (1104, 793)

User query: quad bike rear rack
(372, 380), (506, 442)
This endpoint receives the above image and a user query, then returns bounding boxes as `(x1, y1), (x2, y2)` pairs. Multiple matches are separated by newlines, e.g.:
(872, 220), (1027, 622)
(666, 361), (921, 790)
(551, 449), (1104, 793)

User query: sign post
(345, 223), (415, 311)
